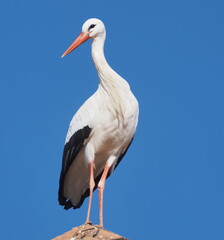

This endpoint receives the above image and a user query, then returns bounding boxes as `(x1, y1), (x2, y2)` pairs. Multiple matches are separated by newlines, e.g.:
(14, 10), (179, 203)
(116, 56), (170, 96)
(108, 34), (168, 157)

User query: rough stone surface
(52, 224), (128, 240)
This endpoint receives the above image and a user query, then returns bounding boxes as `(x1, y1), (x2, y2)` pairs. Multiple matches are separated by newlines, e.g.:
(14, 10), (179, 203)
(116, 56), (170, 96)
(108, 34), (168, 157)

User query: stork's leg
(85, 161), (95, 225)
(98, 162), (111, 228)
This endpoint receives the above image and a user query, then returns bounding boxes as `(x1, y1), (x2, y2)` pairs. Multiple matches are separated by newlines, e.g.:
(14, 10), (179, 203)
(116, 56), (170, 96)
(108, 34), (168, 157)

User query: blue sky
(1, 0), (224, 239)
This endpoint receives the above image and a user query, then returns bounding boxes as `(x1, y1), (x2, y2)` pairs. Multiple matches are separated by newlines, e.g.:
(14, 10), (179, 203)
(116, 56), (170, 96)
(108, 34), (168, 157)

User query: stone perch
(52, 224), (128, 240)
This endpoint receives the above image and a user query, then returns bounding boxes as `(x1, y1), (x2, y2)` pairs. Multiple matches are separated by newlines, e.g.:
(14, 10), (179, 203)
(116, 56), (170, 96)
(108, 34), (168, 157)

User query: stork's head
(82, 18), (105, 38)
(61, 18), (106, 58)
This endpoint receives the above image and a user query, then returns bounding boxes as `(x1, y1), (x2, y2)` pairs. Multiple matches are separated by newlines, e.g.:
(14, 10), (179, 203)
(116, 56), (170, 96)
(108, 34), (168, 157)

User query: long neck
(91, 36), (129, 90)
(91, 36), (132, 119)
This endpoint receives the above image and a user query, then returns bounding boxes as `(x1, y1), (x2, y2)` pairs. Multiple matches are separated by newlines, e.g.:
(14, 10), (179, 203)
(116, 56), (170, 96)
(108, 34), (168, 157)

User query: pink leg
(85, 162), (95, 225)
(98, 163), (111, 228)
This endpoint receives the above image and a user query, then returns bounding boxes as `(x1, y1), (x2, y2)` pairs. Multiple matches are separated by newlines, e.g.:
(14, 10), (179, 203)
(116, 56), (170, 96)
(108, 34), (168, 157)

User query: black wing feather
(58, 126), (92, 208)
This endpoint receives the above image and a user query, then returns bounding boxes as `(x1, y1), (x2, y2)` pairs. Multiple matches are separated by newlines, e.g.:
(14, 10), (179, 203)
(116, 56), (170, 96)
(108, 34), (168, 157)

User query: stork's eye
(88, 24), (96, 31)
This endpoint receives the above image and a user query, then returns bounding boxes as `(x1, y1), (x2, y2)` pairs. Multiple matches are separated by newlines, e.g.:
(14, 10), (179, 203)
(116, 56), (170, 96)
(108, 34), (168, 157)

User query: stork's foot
(84, 220), (92, 225)
(95, 224), (103, 229)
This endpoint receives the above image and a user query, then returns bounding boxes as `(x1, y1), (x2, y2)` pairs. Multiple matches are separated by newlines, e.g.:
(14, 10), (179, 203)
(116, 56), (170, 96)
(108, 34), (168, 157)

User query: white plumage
(59, 18), (139, 227)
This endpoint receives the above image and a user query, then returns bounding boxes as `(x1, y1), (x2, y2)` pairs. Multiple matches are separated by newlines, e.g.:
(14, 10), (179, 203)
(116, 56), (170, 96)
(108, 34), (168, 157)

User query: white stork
(59, 18), (139, 227)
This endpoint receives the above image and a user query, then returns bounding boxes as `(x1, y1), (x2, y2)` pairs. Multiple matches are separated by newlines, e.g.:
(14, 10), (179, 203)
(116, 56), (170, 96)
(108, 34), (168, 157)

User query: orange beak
(61, 32), (90, 58)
